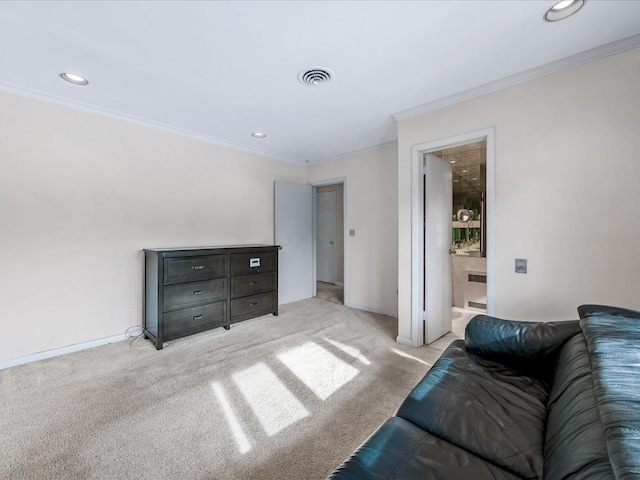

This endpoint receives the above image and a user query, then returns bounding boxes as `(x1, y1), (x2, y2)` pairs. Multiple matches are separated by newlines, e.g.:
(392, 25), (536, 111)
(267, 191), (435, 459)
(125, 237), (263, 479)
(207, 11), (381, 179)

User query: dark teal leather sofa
(328, 305), (640, 480)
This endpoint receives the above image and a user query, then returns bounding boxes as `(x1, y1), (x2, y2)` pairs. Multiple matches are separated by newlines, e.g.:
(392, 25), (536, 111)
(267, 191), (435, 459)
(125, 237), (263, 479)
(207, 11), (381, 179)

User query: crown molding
(0, 81), (303, 165)
(308, 139), (398, 165)
(392, 33), (640, 122)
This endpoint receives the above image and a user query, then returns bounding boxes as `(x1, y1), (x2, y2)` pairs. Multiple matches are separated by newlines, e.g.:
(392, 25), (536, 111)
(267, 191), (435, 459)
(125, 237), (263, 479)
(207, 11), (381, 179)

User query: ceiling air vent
(298, 67), (334, 86)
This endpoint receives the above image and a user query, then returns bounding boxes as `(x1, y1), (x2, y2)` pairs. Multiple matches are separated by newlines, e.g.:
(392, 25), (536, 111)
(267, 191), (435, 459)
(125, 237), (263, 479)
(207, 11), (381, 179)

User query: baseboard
(345, 302), (398, 319)
(0, 333), (129, 371)
(395, 336), (413, 346)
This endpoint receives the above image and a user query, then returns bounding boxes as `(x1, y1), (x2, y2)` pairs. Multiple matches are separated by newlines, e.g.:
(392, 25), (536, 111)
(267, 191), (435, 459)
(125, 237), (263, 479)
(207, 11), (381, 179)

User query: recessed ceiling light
(544, 0), (585, 22)
(252, 132), (266, 138)
(462, 169), (469, 173)
(449, 160), (456, 164)
(471, 177), (477, 180)
(59, 72), (89, 85)
(454, 179), (459, 182)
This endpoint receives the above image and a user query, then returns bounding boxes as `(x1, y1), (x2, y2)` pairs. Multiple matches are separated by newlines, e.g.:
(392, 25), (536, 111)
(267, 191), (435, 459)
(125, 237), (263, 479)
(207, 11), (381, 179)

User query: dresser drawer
(231, 292), (275, 323)
(231, 272), (275, 298)
(163, 278), (226, 311)
(164, 255), (226, 284)
(164, 302), (226, 341)
(230, 251), (276, 276)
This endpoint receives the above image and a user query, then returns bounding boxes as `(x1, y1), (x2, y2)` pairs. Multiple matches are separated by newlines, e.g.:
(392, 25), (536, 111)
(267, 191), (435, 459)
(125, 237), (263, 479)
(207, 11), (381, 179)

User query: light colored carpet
(0, 298), (469, 480)
(316, 282), (343, 305)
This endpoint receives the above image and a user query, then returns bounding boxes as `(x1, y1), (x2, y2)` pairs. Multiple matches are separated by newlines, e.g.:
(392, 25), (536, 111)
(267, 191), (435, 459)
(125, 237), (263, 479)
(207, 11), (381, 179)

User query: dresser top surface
(144, 244), (279, 253)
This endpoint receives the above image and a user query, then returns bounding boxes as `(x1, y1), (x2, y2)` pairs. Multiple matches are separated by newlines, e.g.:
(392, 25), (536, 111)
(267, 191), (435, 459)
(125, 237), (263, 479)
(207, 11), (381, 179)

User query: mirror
(456, 209), (474, 223)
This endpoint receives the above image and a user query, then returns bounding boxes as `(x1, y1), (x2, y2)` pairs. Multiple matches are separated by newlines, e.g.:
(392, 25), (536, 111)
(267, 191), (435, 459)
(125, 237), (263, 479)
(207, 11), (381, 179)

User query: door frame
(311, 177), (347, 303)
(409, 128), (495, 347)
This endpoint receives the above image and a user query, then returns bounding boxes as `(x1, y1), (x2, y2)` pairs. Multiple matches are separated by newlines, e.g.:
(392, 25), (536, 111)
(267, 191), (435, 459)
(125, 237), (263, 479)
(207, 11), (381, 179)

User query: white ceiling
(1, 1), (640, 164)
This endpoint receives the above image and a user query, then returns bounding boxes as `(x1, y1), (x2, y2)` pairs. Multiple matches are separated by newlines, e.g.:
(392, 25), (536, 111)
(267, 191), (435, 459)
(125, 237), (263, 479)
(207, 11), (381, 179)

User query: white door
(316, 191), (337, 284)
(424, 154), (453, 344)
(274, 181), (314, 304)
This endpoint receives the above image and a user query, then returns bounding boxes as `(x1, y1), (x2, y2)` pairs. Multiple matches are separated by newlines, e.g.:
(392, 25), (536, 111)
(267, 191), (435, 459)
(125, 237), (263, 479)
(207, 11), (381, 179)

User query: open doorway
(315, 183), (344, 305)
(410, 128), (495, 347)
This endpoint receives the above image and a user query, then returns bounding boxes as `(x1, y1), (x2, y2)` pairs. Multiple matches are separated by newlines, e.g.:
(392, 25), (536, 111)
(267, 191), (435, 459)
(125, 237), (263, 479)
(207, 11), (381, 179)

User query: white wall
(308, 144), (398, 318)
(0, 92), (306, 363)
(397, 47), (640, 341)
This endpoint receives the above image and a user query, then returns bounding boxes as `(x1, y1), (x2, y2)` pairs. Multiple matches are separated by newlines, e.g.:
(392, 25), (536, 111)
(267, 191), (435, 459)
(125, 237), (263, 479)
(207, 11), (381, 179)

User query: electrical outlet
(349, 229), (355, 237)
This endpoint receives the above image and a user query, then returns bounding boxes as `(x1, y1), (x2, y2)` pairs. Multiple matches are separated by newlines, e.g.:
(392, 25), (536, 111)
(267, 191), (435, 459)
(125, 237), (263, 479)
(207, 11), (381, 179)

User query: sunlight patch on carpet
(391, 348), (432, 366)
(323, 337), (371, 365)
(278, 342), (359, 400)
(232, 362), (309, 436)
(211, 381), (252, 454)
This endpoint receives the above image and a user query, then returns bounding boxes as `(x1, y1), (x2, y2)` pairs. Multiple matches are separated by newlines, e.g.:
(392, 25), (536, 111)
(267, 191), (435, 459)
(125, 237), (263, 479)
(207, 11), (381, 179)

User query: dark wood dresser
(144, 245), (279, 350)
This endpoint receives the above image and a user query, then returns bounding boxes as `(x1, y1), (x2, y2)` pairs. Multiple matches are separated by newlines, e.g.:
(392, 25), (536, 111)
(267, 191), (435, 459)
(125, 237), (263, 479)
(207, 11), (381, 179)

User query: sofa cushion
(327, 416), (520, 480)
(396, 340), (547, 479)
(465, 315), (581, 384)
(581, 316), (640, 479)
(544, 334), (615, 480)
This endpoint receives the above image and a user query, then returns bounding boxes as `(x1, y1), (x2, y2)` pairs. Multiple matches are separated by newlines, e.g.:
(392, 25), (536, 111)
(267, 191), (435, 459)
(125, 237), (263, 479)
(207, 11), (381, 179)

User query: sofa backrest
(545, 313), (640, 479)
(577, 304), (640, 320)
(580, 316), (640, 479)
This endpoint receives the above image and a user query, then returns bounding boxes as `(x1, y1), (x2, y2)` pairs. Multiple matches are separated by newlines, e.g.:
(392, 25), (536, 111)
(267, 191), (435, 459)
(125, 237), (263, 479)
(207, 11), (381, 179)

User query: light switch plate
(515, 258), (527, 274)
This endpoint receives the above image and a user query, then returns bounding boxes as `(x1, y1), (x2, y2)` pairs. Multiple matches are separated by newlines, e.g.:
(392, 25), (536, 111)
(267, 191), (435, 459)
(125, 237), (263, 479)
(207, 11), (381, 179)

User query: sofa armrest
(465, 315), (581, 380)
(577, 304), (640, 319)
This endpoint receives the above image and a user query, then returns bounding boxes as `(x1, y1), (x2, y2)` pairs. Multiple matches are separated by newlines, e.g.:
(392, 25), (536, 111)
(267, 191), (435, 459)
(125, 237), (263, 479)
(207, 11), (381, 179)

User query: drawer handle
(249, 281), (258, 286)
(192, 290), (204, 295)
(249, 302), (259, 307)
(192, 315), (203, 320)
(192, 265), (205, 270)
